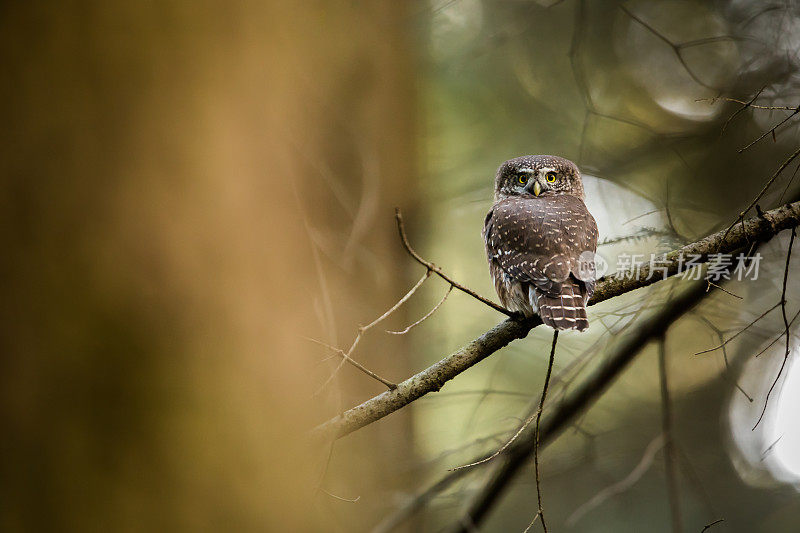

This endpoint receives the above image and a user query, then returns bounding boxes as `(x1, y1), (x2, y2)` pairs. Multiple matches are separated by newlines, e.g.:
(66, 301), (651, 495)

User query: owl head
(494, 155), (584, 201)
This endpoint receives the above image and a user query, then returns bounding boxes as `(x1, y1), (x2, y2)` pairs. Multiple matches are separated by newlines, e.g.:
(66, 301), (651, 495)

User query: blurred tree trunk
(0, 2), (416, 531)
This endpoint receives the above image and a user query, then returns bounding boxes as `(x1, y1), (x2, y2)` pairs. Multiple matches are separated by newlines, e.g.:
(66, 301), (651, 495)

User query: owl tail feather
(532, 280), (589, 332)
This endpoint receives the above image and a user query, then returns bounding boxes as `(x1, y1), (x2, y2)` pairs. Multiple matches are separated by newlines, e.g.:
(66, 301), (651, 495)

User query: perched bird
(483, 155), (598, 331)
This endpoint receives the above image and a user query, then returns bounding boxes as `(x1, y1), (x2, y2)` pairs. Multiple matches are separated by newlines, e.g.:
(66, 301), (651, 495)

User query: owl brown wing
(485, 195), (597, 298)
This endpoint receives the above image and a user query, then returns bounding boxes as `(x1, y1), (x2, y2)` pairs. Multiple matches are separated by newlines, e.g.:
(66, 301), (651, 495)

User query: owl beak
(532, 181), (542, 197)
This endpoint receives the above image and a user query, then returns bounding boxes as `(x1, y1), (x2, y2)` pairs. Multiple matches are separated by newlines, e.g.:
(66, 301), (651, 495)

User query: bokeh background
(2, 1), (800, 532)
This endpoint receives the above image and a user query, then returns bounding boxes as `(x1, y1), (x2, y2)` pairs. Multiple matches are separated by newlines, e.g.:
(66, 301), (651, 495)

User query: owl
(483, 155), (598, 331)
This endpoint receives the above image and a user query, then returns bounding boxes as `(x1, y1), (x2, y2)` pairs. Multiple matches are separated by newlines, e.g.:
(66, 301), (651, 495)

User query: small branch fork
(701, 93), (800, 250)
(694, 314), (753, 402)
(313, 270), (433, 394)
(700, 93), (800, 147)
(694, 302), (781, 356)
(718, 146), (800, 250)
(308, 337), (398, 391)
(387, 285), (453, 335)
(395, 208), (513, 317)
(313, 210), (512, 395)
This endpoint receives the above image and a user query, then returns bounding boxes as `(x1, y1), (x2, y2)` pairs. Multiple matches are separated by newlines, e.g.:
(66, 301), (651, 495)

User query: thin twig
(753, 227), (796, 429)
(707, 87), (765, 134)
(761, 435), (782, 461)
(695, 314), (753, 402)
(449, 333), (561, 474)
(387, 285), (453, 334)
(532, 330), (558, 533)
(778, 158), (800, 204)
(755, 306), (800, 358)
(321, 488), (361, 504)
(738, 108), (800, 152)
(694, 302), (781, 355)
(395, 208), (513, 316)
(708, 96), (797, 111)
(449, 408), (539, 472)
(315, 270), (430, 394)
(720, 146), (800, 248)
(701, 519), (724, 532)
(307, 337), (398, 390)
(522, 511), (541, 533)
(706, 281), (742, 299)
(362, 270), (431, 331)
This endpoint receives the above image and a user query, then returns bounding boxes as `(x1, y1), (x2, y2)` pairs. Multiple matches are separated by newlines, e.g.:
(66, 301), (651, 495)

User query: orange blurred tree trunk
(0, 2), (416, 531)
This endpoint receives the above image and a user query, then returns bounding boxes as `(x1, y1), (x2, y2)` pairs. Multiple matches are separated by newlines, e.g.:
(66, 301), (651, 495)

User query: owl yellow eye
(545, 171), (557, 183)
(517, 174), (529, 185)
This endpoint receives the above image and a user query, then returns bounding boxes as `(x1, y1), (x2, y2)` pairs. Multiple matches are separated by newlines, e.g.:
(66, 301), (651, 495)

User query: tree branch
(313, 201), (800, 441)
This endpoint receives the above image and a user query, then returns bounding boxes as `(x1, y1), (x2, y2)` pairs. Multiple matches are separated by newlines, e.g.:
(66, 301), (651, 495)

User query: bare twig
(761, 435), (783, 461)
(362, 271), (431, 331)
(755, 306), (800, 358)
(778, 158), (800, 204)
(753, 226), (796, 429)
(320, 488), (361, 504)
(314, 270), (430, 394)
(695, 314), (753, 402)
(738, 108), (800, 153)
(449, 407), (540, 472)
(705, 281), (742, 299)
(307, 338), (398, 390)
(395, 209), (513, 316)
(531, 330), (558, 533)
(522, 511), (542, 533)
(719, 146), (800, 248)
(694, 302), (781, 355)
(718, 88), (766, 134)
(701, 519), (724, 532)
(387, 285), (453, 335)
(710, 96), (796, 111)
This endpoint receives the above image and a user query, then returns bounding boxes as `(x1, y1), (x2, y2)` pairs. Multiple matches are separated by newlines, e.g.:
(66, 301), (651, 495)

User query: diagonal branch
(314, 201), (800, 440)
(387, 285), (453, 335)
(307, 337), (398, 390)
(314, 270), (430, 394)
